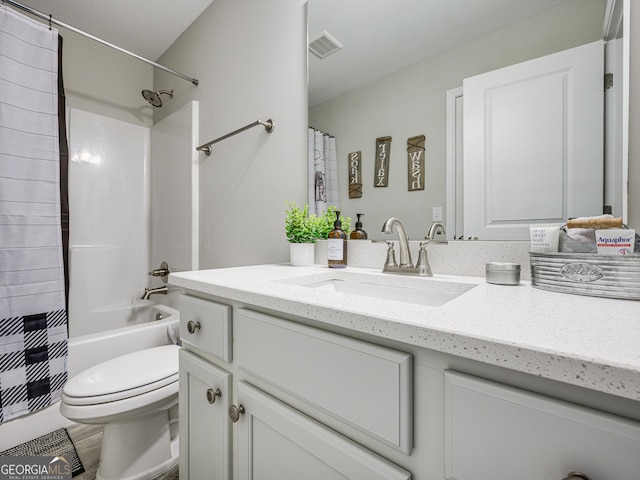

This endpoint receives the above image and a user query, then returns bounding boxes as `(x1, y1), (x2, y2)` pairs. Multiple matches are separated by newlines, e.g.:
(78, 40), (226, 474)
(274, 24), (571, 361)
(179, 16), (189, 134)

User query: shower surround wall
(150, 101), (199, 301)
(67, 108), (151, 337)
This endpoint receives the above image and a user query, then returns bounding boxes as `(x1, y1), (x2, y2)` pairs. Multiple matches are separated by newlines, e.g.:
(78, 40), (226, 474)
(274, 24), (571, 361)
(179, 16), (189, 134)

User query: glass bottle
(327, 210), (347, 268)
(349, 213), (368, 240)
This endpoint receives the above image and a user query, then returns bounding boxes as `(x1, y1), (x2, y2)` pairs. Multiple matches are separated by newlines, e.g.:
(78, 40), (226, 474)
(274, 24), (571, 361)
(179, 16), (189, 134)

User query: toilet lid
(63, 344), (179, 401)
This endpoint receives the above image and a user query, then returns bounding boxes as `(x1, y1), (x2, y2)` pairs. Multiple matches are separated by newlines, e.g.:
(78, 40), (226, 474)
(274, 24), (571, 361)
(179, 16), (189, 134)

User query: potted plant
(285, 201), (321, 266)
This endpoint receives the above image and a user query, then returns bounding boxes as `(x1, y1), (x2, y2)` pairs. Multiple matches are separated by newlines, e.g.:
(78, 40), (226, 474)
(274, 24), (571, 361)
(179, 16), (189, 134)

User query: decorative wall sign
(407, 135), (426, 191)
(374, 136), (392, 187)
(348, 151), (362, 198)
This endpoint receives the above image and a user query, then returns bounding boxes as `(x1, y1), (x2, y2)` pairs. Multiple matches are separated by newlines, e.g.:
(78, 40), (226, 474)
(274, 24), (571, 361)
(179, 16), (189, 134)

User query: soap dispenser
(350, 213), (368, 240)
(328, 210), (347, 268)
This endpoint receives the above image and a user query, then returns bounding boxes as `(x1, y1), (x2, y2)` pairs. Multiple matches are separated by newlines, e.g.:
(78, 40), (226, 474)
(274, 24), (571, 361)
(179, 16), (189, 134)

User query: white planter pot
(289, 242), (315, 267)
(314, 239), (328, 265)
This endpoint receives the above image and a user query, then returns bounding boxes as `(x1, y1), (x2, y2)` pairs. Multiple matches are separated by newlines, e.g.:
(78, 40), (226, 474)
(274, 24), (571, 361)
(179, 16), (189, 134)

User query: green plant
(317, 205), (351, 239)
(284, 201), (321, 243)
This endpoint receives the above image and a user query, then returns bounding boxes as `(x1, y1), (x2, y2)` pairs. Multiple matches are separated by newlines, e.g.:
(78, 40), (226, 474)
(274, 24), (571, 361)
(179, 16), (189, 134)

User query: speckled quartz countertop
(169, 264), (640, 401)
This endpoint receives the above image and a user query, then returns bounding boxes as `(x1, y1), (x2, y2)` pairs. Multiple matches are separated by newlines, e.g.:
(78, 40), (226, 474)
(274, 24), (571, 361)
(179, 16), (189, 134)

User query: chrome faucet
(381, 218), (448, 277)
(381, 217), (412, 267)
(426, 222), (446, 240)
(141, 285), (168, 300)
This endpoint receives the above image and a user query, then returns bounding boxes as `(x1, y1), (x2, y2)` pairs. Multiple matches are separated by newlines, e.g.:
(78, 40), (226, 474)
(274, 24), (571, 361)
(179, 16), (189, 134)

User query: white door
(463, 40), (604, 240)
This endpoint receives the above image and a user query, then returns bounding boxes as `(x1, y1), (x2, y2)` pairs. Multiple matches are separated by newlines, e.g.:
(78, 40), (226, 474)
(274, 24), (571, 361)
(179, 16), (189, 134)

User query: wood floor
(66, 424), (179, 480)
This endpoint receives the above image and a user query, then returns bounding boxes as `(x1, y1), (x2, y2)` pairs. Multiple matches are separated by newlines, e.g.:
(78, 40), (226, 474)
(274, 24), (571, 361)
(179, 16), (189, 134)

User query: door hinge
(604, 73), (614, 90)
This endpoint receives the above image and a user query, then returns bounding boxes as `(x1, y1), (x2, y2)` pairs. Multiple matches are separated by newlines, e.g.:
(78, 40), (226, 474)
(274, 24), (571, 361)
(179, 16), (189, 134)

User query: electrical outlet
(432, 206), (442, 222)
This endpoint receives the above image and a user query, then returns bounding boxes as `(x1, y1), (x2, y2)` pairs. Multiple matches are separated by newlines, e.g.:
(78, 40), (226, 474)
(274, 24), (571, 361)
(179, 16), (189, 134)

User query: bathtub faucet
(141, 286), (168, 300)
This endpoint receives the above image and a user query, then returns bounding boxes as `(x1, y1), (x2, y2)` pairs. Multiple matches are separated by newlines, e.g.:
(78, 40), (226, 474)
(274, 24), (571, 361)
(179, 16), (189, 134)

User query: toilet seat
(62, 344), (179, 405)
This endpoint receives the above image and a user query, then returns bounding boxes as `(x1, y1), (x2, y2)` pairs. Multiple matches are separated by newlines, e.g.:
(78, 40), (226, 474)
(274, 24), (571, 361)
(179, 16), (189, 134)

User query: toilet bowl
(60, 344), (180, 480)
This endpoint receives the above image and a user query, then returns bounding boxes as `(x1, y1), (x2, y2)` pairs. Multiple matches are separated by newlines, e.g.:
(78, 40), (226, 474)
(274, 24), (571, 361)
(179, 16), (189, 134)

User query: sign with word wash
(407, 135), (426, 191)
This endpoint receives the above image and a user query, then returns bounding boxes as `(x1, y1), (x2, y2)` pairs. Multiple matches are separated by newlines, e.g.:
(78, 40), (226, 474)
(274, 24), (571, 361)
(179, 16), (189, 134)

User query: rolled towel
(567, 215), (623, 229)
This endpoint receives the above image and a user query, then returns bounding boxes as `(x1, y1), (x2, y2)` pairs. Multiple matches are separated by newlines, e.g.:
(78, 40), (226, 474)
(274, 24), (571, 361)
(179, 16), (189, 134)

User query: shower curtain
(0, 6), (69, 423)
(308, 127), (340, 216)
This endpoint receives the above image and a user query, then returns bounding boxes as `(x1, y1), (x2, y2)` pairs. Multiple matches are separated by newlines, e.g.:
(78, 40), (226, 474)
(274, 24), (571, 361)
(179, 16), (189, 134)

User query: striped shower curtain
(308, 127), (340, 216)
(0, 6), (70, 422)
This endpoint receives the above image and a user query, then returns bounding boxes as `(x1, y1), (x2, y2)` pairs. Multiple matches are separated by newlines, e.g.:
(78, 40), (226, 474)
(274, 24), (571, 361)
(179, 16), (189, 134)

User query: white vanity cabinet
(177, 290), (640, 480)
(178, 294), (412, 480)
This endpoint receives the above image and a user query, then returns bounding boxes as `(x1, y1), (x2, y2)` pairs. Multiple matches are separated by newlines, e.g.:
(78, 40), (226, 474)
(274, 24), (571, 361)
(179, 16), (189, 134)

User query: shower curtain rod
(3, 0), (199, 86)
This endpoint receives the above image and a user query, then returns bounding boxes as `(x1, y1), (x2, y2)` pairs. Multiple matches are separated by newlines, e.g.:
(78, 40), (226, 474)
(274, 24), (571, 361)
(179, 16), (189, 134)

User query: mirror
(308, 0), (624, 240)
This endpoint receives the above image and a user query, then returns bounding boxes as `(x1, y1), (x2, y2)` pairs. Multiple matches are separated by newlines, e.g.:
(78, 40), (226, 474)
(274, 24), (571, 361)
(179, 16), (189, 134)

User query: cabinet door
(234, 382), (411, 480)
(180, 350), (231, 480)
(444, 371), (640, 480)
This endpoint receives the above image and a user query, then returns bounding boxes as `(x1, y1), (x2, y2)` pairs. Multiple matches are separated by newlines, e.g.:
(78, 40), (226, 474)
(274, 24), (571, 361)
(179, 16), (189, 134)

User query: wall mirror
(308, 0), (627, 241)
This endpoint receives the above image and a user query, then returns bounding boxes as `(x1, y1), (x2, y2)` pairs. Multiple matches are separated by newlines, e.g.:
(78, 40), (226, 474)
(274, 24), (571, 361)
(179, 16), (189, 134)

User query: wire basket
(529, 252), (640, 300)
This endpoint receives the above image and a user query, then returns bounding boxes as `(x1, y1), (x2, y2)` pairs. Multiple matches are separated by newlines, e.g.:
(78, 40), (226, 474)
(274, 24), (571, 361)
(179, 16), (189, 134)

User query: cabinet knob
(187, 320), (201, 334)
(563, 472), (592, 480)
(228, 404), (245, 423)
(206, 388), (221, 404)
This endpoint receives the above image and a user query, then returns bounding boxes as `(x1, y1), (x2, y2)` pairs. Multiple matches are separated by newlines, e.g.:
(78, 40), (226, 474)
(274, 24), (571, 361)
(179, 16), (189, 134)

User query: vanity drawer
(180, 294), (231, 362)
(444, 371), (640, 480)
(236, 308), (413, 454)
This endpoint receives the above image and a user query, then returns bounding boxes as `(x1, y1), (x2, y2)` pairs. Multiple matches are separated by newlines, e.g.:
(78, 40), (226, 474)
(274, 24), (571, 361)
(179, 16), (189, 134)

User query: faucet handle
(426, 222), (446, 240)
(415, 242), (433, 276)
(148, 261), (171, 283)
(384, 241), (397, 267)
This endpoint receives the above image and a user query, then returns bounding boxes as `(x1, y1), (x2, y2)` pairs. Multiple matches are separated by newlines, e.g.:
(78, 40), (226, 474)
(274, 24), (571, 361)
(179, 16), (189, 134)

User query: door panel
(235, 382), (411, 480)
(179, 350), (231, 480)
(463, 40), (604, 240)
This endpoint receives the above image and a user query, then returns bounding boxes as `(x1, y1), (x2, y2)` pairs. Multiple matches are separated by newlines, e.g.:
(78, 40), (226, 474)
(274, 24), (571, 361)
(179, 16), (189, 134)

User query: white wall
(150, 101), (199, 306)
(53, 27), (158, 335)
(309, 0), (605, 240)
(155, 0), (308, 269)
(57, 27), (154, 127)
(67, 109), (150, 337)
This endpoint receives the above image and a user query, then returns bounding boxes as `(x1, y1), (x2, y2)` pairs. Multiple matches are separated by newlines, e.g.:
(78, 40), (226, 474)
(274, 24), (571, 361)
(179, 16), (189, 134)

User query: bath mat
(0, 428), (85, 477)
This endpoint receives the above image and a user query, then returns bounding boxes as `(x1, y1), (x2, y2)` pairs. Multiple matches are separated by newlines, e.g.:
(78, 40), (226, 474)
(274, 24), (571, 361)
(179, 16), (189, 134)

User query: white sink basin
(279, 271), (476, 307)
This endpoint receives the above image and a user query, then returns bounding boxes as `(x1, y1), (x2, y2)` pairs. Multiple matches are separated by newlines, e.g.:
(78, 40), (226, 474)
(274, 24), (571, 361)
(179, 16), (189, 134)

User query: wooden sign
(348, 151), (362, 198)
(407, 135), (425, 191)
(374, 136), (392, 187)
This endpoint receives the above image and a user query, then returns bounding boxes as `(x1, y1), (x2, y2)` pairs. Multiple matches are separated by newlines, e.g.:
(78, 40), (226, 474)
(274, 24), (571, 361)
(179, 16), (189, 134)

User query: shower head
(141, 89), (174, 108)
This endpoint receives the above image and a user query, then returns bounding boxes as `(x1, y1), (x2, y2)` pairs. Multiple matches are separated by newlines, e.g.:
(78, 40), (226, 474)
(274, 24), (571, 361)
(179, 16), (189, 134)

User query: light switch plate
(433, 206), (443, 222)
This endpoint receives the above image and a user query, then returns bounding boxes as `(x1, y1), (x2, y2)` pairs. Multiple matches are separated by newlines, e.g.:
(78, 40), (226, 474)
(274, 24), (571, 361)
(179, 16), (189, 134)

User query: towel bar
(196, 119), (275, 155)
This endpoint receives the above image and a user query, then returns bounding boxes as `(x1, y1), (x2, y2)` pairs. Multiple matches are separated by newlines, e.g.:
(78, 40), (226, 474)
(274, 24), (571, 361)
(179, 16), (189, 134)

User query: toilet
(60, 344), (180, 480)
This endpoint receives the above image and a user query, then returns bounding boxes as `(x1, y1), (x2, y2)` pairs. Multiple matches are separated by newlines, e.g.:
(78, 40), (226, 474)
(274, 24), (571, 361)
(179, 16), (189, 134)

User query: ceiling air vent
(309, 31), (343, 59)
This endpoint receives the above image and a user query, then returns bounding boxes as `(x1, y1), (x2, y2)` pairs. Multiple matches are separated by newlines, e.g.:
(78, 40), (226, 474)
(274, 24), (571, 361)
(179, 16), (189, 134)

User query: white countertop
(169, 264), (640, 401)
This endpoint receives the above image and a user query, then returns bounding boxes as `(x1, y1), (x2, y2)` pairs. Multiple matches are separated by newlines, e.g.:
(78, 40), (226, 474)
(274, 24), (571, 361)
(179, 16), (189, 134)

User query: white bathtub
(0, 302), (180, 451)
(67, 303), (180, 377)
